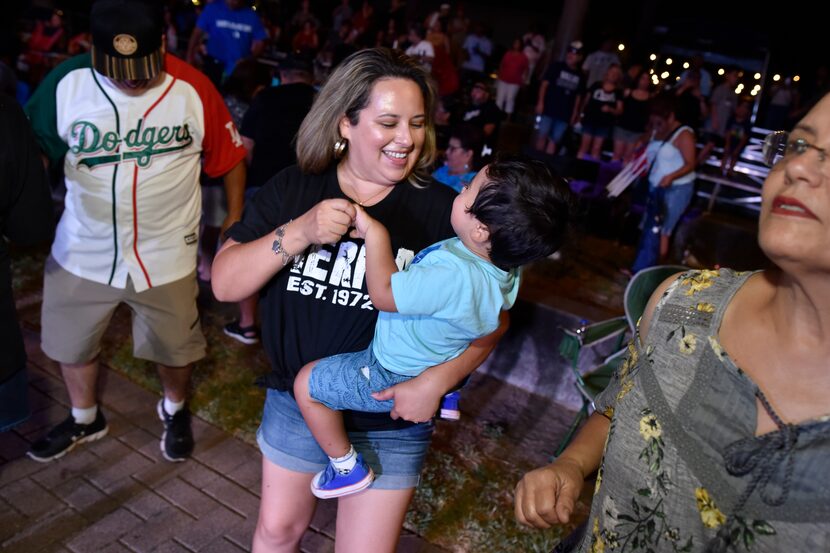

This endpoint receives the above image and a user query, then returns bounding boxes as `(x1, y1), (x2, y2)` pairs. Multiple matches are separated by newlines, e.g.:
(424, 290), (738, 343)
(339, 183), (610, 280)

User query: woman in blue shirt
(432, 124), (482, 192)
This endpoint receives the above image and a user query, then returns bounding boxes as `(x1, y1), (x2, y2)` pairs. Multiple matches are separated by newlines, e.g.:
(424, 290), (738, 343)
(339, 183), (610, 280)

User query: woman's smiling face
(338, 78), (426, 186)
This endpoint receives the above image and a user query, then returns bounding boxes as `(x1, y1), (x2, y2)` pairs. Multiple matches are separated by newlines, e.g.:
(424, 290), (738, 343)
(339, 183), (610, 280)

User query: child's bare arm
(352, 205), (399, 312)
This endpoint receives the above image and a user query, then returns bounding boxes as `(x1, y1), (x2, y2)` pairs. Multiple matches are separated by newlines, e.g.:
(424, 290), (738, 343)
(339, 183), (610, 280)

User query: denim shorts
(308, 345), (411, 412)
(257, 388), (434, 489)
(537, 116), (569, 143)
(660, 182), (695, 235)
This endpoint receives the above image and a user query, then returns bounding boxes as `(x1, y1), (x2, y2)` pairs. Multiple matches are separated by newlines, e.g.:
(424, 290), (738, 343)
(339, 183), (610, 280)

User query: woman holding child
(212, 48), (503, 552)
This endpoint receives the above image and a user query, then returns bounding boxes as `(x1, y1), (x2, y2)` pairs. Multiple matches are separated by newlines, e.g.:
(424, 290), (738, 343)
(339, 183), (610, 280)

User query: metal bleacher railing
(695, 126), (773, 213)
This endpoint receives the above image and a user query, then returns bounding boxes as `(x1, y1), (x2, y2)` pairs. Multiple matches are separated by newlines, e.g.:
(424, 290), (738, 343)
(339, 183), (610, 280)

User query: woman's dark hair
(222, 58), (271, 104)
(468, 154), (574, 270)
(649, 91), (678, 120)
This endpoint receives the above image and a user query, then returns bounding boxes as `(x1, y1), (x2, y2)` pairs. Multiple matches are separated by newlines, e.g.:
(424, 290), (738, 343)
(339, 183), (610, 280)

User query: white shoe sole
(223, 327), (259, 345)
(440, 409), (461, 420)
(26, 426), (109, 463)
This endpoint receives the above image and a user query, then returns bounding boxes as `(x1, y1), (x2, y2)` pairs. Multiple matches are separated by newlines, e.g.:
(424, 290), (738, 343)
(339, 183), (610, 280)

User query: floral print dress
(576, 269), (830, 552)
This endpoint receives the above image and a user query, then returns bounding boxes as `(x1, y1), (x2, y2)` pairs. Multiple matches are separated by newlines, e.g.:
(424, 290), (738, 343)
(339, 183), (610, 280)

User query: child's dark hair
(468, 154), (574, 270)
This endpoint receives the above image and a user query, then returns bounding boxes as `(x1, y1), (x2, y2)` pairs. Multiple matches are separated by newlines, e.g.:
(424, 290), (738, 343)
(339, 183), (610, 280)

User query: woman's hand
(515, 458), (585, 529)
(371, 373), (444, 423)
(295, 199), (356, 245)
(658, 174), (673, 188)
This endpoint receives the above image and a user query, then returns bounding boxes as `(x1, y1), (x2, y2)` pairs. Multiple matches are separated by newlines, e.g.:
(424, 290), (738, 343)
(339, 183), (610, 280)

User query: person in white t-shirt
(405, 22), (435, 72)
(25, 0), (246, 464)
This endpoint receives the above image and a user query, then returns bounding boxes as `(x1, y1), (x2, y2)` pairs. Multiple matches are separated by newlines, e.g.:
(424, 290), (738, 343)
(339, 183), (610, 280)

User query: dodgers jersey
(26, 53), (245, 291)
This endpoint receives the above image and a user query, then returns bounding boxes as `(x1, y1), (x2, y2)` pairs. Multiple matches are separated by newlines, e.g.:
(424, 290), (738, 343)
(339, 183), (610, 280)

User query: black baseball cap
(279, 53), (313, 74)
(91, 0), (164, 80)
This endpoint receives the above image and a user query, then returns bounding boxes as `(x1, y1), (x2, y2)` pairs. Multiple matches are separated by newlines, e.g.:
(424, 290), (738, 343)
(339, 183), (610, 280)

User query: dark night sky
(7, 0), (825, 83)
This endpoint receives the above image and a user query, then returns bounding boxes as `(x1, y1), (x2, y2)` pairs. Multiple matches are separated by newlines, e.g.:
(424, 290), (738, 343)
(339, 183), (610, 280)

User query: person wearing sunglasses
(516, 93), (830, 552)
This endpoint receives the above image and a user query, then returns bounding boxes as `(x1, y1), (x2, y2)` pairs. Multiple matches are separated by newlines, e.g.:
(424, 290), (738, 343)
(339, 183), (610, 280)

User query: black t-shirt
(582, 82), (621, 128)
(240, 83), (316, 189)
(226, 165), (456, 430)
(456, 100), (503, 159)
(542, 62), (585, 121)
(617, 93), (650, 133)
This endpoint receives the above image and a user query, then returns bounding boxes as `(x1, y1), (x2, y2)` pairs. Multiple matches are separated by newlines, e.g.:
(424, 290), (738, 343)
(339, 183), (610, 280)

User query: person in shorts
(534, 41), (585, 156)
(25, 0), (246, 463)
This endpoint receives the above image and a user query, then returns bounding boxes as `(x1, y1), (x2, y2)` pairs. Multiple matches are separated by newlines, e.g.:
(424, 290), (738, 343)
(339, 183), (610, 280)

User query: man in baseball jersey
(25, 0), (246, 463)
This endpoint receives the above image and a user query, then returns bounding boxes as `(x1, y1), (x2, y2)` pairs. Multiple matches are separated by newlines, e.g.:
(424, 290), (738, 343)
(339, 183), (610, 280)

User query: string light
(773, 74), (781, 82)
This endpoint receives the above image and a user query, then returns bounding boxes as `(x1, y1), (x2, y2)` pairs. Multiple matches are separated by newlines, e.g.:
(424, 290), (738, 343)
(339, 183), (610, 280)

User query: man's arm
(241, 136), (254, 165)
(186, 27), (204, 66)
(221, 160), (246, 236)
(250, 39), (265, 57)
(535, 80), (548, 114)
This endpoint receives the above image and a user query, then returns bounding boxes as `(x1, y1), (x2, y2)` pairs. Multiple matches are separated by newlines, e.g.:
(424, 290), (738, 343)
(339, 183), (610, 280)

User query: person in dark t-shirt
(534, 41), (585, 155)
(212, 48), (506, 552)
(0, 93), (54, 431)
(454, 79), (503, 162)
(222, 56), (316, 345)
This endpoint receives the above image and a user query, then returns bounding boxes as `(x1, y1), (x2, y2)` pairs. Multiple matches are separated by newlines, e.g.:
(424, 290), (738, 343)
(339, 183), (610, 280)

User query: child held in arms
(294, 155), (574, 498)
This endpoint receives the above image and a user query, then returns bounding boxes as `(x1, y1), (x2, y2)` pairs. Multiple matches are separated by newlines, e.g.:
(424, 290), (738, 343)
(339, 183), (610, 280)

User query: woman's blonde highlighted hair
(296, 48), (437, 186)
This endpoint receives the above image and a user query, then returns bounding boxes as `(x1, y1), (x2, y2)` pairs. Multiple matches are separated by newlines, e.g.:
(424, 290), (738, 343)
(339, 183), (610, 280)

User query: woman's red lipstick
(771, 196), (818, 219)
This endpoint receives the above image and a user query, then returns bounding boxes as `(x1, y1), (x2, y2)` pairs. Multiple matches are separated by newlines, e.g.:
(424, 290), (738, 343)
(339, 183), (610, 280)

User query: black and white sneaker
(157, 400), (193, 462)
(27, 410), (109, 462)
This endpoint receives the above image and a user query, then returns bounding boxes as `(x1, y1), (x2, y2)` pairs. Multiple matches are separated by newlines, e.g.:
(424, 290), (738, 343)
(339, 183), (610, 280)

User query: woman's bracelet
(272, 220), (299, 264)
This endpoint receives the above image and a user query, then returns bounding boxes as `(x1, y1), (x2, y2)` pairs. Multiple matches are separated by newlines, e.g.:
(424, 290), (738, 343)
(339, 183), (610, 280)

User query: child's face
(451, 167), (489, 251)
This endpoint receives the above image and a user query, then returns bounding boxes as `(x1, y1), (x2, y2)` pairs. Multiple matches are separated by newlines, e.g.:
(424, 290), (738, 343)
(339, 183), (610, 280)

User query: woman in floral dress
(515, 93), (830, 552)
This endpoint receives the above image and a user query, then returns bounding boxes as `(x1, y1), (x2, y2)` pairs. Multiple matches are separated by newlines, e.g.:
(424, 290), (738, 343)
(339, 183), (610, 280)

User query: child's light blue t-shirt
(372, 237), (519, 376)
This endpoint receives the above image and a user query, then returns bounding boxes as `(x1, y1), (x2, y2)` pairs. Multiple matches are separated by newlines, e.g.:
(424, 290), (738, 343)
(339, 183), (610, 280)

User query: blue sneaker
(440, 391), (461, 420)
(310, 453), (374, 499)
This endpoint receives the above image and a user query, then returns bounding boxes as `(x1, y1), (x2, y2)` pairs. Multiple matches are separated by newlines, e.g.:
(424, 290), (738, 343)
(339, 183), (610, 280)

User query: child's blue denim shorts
(257, 388), (434, 489)
(308, 345), (411, 412)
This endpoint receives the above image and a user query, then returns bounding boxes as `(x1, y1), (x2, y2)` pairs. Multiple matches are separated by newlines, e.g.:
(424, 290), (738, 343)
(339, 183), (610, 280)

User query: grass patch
(407, 421), (572, 552)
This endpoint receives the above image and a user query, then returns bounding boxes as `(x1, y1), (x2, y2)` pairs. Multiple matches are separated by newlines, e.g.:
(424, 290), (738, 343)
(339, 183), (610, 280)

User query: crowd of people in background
(6, 0), (828, 169)
(4, 0), (830, 340)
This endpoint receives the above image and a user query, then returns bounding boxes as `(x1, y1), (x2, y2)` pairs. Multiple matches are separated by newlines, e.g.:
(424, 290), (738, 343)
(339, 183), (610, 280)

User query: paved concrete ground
(0, 328), (443, 553)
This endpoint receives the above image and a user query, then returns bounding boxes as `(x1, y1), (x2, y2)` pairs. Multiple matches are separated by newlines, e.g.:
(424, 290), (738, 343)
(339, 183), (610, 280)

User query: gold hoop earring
(333, 138), (348, 158)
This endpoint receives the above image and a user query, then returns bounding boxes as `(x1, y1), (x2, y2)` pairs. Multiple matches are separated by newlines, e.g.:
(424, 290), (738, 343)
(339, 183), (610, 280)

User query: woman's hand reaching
(371, 373), (444, 423)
